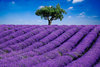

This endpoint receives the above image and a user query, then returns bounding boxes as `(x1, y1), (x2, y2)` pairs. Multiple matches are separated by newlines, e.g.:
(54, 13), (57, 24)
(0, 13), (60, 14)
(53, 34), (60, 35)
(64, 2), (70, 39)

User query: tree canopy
(35, 4), (67, 25)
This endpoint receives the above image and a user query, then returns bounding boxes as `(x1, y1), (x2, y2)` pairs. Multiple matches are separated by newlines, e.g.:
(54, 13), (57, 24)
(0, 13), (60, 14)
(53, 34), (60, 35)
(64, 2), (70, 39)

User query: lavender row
(0, 26), (41, 49)
(63, 26), (100, 58)
(0, 25), (37, 40)
(0, 28), (60, 63)
(0, 26), (84, 66)
(1, 27), (57, 54)
(0, 27), (69, 58)
(0, 27), (47, 54)
(0, 25), (99, 67)
(0, 26), (76, 63)
(0, 25), (63, 57)
(6, 26), (72, 57)
(15, 25), (83, 52)
(9, 28), (58, 51)
(0, 25), (32, 38)
(2, 26), (78, 58)
(0, 25), (16, 33)
(32, 27), (81, 55)
(0, 25), (34, 34)
(0, 25), (83, 62)
(66, 36), (100, 67)
(34, 26), (99, 67)
(0, 26), (34, 43)
(31, 25), (95, 67)
(28, 26), (83, 53)
(0, 26), (45, 45)
(0, 27), (67, 58)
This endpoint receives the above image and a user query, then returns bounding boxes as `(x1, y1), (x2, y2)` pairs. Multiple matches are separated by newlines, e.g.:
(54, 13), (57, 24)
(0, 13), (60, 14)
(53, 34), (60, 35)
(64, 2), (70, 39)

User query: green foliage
(35, 4), (67, 22)
(21, 55), (27, 58)
(4, 50), (10, 53)
(58, 51), (63, 56)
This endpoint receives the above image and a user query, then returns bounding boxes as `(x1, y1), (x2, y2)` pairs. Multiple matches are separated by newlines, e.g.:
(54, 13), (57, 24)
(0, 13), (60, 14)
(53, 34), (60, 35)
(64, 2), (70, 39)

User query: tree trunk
(48, 20), (52, 25)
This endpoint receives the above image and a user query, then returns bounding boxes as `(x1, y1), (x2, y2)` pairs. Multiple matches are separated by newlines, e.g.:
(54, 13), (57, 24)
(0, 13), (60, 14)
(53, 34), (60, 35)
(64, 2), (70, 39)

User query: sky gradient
(0, 0), (100, 25)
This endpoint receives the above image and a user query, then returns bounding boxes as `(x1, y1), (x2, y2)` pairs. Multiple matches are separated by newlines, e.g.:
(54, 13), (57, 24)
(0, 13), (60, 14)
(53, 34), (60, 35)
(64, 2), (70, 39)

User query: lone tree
(35, 4), (67, 25)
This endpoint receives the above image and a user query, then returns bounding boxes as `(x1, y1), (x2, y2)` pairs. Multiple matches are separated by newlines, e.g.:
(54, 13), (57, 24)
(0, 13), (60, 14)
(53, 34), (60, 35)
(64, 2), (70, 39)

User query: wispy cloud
(68, 6), (73, 10)
(39, 6), (44, 9)
(77, 12), (85, 18)
(39, 5), (52, 9)
(72, 0), (84, 3)
(68, 16), (72, 18)
(49, 5), (52, 7)
(80, 12), (85, 15)
(78, 12), (98, 19)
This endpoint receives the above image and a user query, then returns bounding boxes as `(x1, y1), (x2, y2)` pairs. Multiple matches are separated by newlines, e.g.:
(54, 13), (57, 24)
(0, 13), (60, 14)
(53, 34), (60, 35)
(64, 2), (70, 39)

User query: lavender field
(0, 25), (100, 67)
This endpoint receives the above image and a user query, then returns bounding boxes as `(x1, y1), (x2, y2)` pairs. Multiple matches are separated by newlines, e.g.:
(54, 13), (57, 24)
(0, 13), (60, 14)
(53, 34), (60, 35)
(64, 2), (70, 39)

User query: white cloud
(68, 6), (73, 10)
(72, 0), (84, 3)
(39, 5), (52, 9)
(49, 5), (52, 7)
(39, 6), (44, 9)
(80, 12), (85, 15)
(77, 12), (85, 18)
(67, 0), (71, 2)
(68, 16), (72, 18)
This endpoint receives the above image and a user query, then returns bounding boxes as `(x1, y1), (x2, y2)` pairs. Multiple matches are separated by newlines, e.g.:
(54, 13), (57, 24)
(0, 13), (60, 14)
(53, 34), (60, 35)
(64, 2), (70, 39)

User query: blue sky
(0, 0), (100, 25)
